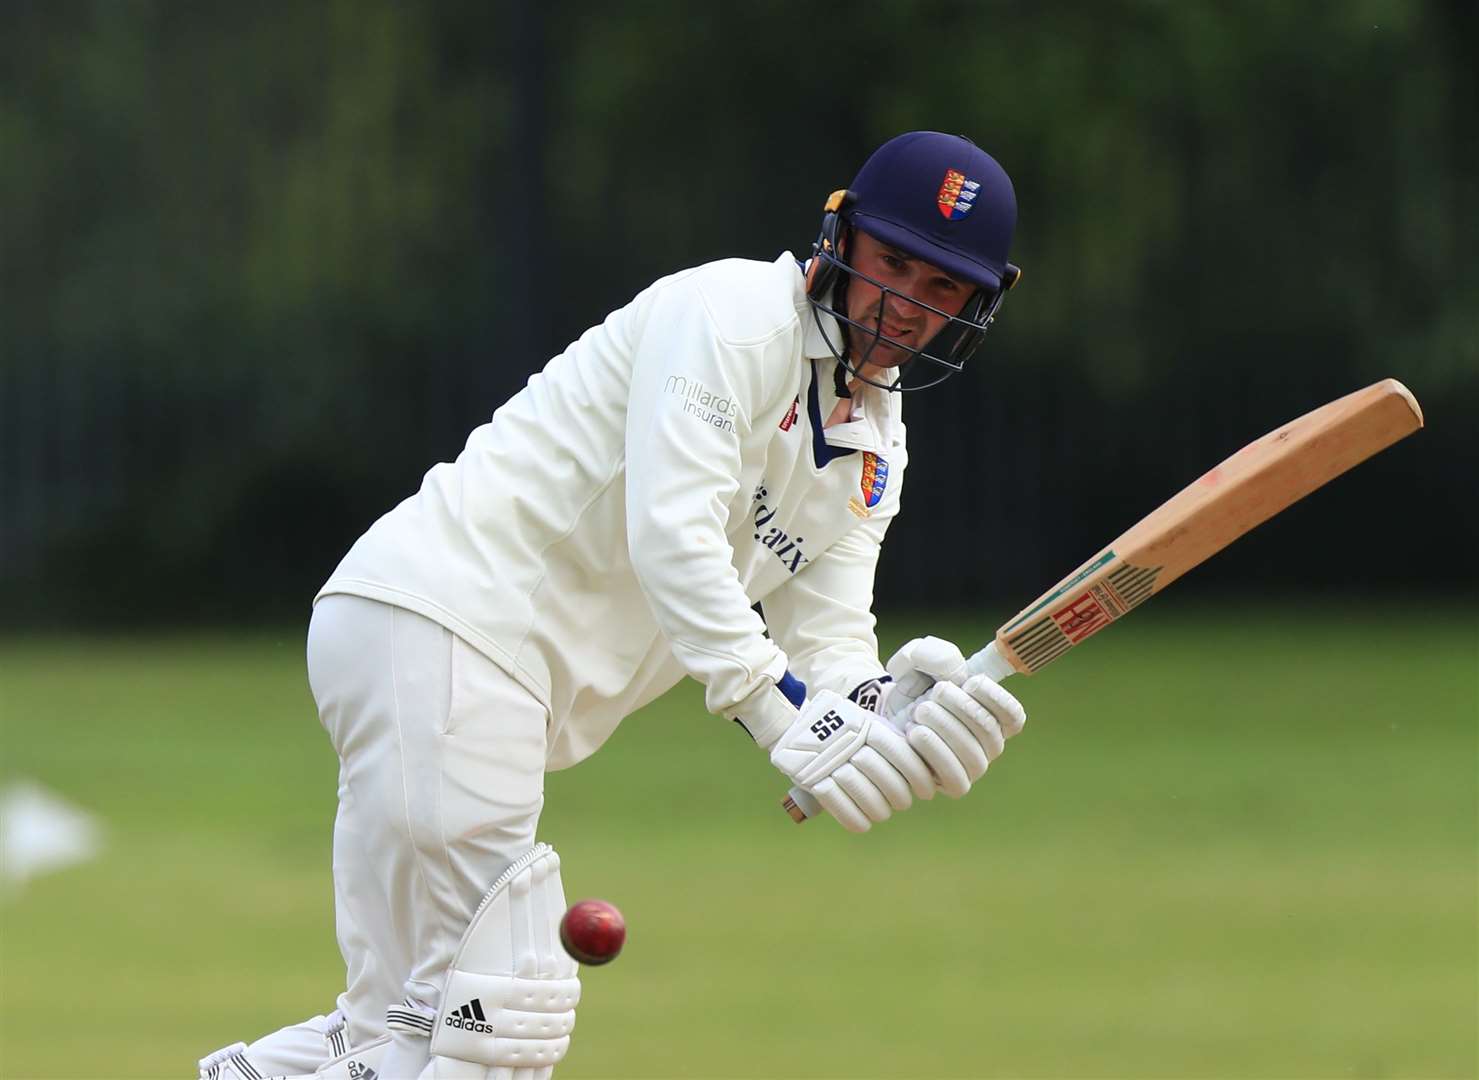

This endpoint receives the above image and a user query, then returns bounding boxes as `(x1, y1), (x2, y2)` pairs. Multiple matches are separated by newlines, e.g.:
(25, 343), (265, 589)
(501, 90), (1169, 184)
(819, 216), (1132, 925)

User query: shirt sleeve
(760, 512), (893, 698)
(761, 427), (909, 700)
(623, 274), (800, 745)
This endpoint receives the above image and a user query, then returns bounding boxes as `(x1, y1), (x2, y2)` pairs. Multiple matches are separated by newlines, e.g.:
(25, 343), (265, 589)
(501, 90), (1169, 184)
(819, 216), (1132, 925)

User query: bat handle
(964, 639), (1017, 683)
(784, 789), (819, 822)
(783, 639), (1016, 824)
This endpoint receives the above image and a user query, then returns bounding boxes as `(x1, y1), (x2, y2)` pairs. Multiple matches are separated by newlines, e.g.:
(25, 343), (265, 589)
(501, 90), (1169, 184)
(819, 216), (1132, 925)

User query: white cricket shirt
(318, 253), (908, 768)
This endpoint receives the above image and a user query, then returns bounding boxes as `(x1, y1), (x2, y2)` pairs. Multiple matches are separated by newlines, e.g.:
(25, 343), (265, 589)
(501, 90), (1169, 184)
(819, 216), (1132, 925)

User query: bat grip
(965, 639), (1017, 683)
(783, 640), (1015, 823)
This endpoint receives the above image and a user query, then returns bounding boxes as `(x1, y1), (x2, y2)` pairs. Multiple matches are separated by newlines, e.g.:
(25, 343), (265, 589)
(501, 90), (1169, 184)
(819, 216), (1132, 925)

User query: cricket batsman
(198, 131), (1029, 1080)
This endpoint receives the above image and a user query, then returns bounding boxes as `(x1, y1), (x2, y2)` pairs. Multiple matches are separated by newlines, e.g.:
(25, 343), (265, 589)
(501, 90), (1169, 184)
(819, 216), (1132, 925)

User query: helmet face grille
(803, 132), (1019, 391)
(805, 238), (1010, 393)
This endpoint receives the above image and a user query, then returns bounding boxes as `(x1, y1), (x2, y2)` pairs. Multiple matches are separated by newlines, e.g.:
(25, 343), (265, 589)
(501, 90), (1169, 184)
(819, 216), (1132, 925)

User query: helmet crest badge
(936, 168), (980, 220)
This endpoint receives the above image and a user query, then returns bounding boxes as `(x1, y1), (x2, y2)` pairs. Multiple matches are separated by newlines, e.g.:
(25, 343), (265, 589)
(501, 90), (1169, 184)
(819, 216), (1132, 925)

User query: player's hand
(886, 636), (1028, 797)
(769, 691), (935, 832)
(907, 675), (1027, 797)
(884, 635), (973, 715)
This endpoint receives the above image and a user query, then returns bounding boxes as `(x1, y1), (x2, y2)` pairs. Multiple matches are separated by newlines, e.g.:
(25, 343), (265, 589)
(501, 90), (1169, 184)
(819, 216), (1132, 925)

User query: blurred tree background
(2, 0), (1474, 627)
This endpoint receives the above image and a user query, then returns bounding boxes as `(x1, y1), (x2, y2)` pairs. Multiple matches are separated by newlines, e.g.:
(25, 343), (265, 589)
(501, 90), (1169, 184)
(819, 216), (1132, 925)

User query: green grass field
(1, 604), (1474, 1079)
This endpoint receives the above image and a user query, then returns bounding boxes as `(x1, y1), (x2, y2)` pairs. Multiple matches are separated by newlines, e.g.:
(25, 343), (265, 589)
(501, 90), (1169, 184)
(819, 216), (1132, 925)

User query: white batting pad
(426, 843), (582, 1073)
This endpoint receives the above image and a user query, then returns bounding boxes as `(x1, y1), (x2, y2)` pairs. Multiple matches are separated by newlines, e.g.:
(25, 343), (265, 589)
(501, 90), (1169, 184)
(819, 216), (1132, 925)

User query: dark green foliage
(2, 2), (1473, 625)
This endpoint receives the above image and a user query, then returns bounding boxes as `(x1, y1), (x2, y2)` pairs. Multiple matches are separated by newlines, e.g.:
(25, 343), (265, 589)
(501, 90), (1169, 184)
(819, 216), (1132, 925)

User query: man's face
(841, 229), (973, 369)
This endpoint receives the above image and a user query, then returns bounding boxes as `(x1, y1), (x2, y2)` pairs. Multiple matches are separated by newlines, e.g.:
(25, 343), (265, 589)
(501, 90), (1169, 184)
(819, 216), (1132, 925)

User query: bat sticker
(1002, 549), (1118, 633)
(1006, 616), (1072, 672)
(1051, 592), (1112, 643)
(1106, 563), (1159, 609)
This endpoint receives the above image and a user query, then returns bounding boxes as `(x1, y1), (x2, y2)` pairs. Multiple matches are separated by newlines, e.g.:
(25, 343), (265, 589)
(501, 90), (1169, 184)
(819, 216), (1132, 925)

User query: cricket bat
(785, 377), (1424, 823)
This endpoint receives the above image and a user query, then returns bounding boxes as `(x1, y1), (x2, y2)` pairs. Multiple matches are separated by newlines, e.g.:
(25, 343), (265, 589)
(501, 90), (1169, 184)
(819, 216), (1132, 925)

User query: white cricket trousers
(244, 594), (549, 1078)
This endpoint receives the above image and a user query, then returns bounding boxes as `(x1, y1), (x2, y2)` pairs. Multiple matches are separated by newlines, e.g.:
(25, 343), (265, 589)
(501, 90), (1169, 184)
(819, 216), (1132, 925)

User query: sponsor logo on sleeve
(664, 375), (739, 433)
(936, 168), (981, 220)
(779, 395), (799, 432)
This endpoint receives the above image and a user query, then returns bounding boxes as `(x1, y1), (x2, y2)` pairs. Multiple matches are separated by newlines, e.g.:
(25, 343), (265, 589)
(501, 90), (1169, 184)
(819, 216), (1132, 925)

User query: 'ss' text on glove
(768, 690), (935, 832)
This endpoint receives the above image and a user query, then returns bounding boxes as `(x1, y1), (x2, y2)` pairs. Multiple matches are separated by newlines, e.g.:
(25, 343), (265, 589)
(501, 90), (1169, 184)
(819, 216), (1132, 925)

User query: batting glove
(768, 690), (935, 832)
(886, 636), (1028, 797)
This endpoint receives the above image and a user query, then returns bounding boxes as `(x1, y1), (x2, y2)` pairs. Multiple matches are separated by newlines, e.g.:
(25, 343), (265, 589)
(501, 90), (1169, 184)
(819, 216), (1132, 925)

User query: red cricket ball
(559, 898), (626, 965)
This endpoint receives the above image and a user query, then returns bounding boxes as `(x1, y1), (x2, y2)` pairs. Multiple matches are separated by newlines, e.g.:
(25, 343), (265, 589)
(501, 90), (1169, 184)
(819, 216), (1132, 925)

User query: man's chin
(846, 335), (911, 369)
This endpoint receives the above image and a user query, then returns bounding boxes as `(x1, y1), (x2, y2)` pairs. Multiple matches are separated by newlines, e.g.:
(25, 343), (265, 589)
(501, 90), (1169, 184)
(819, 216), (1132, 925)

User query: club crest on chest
(849, 452), (889, 518)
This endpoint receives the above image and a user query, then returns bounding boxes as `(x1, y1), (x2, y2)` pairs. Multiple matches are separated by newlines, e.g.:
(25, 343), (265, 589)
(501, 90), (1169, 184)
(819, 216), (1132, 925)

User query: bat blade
(994, 378), (1424, 674)
(783, 378), (1423, 823)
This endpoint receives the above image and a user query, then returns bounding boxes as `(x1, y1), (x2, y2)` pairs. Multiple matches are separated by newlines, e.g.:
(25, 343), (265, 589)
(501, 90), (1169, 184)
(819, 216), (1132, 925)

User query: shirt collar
(817, 358), (899, 454)
(790, 254), (900, 454)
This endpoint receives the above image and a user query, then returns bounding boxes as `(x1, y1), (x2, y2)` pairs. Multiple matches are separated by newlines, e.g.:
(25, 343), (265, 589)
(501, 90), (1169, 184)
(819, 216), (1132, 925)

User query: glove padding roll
(907, 674), (1027, 798)
(770, 690), (934, 832)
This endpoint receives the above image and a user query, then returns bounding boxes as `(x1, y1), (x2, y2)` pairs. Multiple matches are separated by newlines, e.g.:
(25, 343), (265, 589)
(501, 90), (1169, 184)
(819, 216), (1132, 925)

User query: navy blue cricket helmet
(805, 131), (1021, 390)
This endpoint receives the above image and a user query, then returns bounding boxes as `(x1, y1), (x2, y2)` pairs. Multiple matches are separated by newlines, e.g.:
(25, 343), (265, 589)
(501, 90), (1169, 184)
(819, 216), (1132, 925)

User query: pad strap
(318, 1022), (392, 1080)
(385, 997), (436, 1037)
(197, 1043), (263, 1080)
(322, 1010), (349, 1059)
